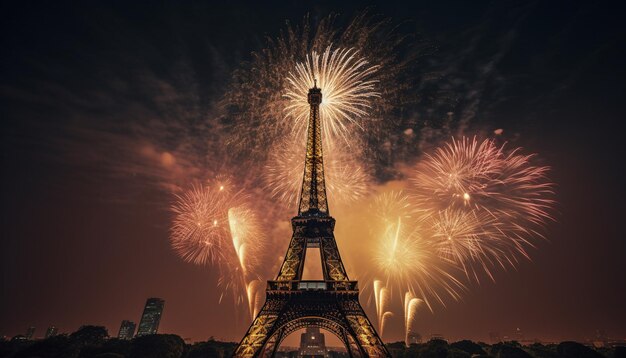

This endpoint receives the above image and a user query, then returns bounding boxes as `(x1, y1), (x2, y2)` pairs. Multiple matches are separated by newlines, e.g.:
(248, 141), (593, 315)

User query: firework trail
(228, 205), (264, 277)
(404, 292), (423, 346)
(380, 311), (394, 338)
(284, 45), (380, 142)
(410, 136), (555, 282)
(373, 282), (393, 336)
(245, 279), (263, 321)
(373, 280), (383, 321)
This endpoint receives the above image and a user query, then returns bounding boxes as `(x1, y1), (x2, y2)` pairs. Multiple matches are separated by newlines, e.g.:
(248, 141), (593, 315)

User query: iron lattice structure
(234, 84), (390, 357)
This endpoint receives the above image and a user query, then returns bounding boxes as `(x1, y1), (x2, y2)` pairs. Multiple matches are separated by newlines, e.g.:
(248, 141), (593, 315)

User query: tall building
(25, 326), (35, 340)
(136, 298), (165, 336)
(298, 327), (328, 357)
(118, 320), (136, 340)
(45, 326), (58, 339)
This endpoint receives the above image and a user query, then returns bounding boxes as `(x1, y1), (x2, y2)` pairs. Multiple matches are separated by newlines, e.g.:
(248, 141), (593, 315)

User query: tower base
(234, 282), (390, 357)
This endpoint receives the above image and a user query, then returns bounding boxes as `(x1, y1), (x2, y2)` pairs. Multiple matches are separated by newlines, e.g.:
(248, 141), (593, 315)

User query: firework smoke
(245, 279), (263, 321)
(264, 134), (371, 210)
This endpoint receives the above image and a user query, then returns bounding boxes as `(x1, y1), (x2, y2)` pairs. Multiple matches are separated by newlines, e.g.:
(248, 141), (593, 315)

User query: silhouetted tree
(418, 339), (470, 358)
(13, 334), (78, 358)
(70, 326), (109, 347)
(93, 354), (124, 358)
(451, 340), (486, 355)
(525, 343), (558, 358)
(491, 342), (532, 358)
(78, 338), (132, 358)
(386, 341), (408, 358)
(202, 339), (237, 357)
(101, 339), (132, 357)
(556, 341), (603, 358)
(614, 346), (626, 358)
(186, 342), (219, 358)
(130, 334), (185, 358)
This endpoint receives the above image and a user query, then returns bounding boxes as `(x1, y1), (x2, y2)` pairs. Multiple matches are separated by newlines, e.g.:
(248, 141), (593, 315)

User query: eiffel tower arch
(234, 83), (390, 357)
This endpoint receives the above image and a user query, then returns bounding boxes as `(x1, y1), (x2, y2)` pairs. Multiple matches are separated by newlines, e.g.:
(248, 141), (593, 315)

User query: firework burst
(170, 183), (232, 266)
(369, 191), (466, 311)
(373, 281), (393, 337)
(284, 45), (380, 142)
(410, 136), (555, 282)
(170, 180), (265, 316)
(374, 217), (465, 311)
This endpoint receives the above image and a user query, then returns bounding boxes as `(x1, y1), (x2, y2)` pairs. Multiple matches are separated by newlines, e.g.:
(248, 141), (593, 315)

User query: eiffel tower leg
(233, 299), (286, 358)
(267, 327), (284, 357)
(344, 322), (368, 357)
(341, 328), (357, 358)
(341, 303), (390, 357)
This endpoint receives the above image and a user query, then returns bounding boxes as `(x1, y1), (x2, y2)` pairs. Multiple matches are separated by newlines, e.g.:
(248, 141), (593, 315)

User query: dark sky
(1, 0), (625, 344)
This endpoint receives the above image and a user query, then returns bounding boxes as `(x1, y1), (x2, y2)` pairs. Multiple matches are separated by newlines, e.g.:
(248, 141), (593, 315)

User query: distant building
(515, 327), (524, 342)
(489, 332), (502, 343)
(430, 333), (446, 341)
(136, 298), (165, 336)
(24, 327), (35, 340)
(298, 327), (328, 357)
(118, 320), (136, 340)
(406, 331), (422, 345)
(45, 326), (58, 339)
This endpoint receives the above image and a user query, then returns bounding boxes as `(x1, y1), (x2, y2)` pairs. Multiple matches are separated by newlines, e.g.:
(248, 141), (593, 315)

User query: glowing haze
(4, 1), (625, 346)
(167, 15), (556, 343)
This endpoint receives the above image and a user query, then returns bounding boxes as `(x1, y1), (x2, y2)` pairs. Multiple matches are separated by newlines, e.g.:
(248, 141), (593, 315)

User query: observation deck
(267, 280), (358, 292)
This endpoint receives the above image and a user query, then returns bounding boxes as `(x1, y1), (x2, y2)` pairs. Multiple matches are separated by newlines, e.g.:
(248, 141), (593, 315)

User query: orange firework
(170, 180), (265, 317)
(410, 136), (555, 282)
(170, 183), (232, 266)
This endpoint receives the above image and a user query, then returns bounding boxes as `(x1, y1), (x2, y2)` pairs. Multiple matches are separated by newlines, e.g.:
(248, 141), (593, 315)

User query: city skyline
(1, 0), (625, 348)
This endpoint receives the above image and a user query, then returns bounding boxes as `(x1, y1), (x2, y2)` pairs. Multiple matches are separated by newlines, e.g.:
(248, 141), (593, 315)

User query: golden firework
(284, 46), (380, 142)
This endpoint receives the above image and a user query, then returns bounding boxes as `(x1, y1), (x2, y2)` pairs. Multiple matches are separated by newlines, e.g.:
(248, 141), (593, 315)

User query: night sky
(1, 0), (625, 344)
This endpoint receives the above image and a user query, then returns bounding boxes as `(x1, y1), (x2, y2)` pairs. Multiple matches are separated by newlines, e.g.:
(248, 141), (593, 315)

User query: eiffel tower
(233, 82), (390, 357)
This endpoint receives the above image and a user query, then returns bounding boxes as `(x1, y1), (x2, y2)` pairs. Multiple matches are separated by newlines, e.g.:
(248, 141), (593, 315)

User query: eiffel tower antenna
(234, 85), (390, 357)
(298, 77), (328, 217)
